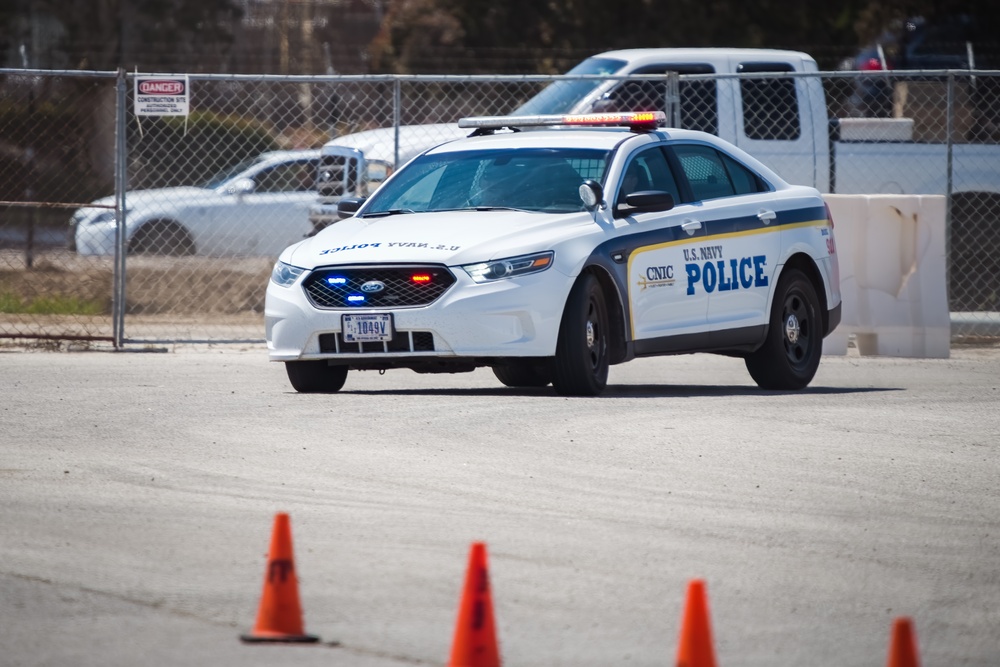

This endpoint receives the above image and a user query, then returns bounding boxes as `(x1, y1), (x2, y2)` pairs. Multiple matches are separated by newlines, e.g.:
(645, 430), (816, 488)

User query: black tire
(492, 361), (551, 388)
(129, 220), (195, 256)
(745, 268), (822, 390)
(551, 273), (609, 396)
(285, 361), (348, 393)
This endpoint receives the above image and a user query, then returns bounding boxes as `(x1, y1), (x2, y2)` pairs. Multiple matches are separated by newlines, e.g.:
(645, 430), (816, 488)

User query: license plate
(342, 313), (393, 343)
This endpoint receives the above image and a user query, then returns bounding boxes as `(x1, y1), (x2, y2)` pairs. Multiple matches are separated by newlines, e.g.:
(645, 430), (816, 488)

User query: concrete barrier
(822, 194), (950, 358)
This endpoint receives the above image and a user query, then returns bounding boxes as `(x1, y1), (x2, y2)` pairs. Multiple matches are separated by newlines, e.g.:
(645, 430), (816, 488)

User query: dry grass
(0, 250), (272, 316)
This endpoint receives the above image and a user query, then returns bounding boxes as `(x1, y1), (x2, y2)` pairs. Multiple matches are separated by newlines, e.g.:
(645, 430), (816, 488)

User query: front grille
(316, 154), (356, 198)
(303, 265), (456, 309)
(320, 331), (435, 353)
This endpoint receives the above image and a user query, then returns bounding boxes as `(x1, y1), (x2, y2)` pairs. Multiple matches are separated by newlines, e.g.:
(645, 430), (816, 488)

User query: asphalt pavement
(1, 346), (998, 666)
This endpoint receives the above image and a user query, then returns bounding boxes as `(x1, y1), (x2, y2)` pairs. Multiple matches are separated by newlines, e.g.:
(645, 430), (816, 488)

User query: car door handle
(757, 208), (777, 224)
(681, 219), (702, 236)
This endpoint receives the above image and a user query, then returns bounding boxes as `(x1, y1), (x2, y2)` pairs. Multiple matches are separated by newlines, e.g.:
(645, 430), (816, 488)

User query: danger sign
(135, 76), (189, 116)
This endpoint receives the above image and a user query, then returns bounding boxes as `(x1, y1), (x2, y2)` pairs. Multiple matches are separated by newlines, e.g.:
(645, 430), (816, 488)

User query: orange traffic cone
(240, 512), (319, 643)
(675, 579), (718, 667)
(447, 542), (501, 667)
(887, 617), (921, 667)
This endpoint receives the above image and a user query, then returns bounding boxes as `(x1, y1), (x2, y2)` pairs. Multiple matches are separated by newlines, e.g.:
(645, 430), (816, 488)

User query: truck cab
(522, 48), (828, 191)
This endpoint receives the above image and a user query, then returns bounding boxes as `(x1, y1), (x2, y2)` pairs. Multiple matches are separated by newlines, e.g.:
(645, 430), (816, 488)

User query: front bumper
(74, 222), (117, 256)
(265, 266), (572, 363)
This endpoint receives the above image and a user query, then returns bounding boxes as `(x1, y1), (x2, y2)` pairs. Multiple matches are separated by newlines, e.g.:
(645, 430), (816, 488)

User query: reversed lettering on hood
(319, 242), (381, 256)
(386, 242), (462, 251)
(319, 241), (462, 256)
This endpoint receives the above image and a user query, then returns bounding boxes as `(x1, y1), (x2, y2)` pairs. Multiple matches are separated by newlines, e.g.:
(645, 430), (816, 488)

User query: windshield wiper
(363, 208), (415, 218)
(430, 206), (528, 213)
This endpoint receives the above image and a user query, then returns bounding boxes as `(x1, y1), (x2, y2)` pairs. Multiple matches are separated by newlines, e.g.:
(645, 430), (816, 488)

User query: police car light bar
(458, 111), (666, 132)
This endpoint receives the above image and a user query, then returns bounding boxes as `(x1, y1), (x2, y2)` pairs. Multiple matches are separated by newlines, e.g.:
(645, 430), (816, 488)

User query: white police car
(266, 112), (841, 396)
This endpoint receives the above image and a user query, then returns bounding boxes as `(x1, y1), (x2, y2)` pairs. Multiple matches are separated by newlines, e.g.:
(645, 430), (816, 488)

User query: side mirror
(623, 190), (675, 214)
(337, 197), (366, 220)
(578, 179), (605, 210)
(590, 93), (617, 114)
(227, 178), (256, 196)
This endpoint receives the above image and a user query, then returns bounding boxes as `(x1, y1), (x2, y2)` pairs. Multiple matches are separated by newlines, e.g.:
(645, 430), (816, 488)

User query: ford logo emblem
(360, 280), (385, 293)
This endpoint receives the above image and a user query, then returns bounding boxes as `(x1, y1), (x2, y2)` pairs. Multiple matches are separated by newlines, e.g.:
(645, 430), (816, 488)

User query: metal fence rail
(1, 68), (998, 346)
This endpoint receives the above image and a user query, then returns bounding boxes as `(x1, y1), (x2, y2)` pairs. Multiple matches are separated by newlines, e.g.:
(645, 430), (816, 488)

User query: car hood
(286, 210), (598, 269)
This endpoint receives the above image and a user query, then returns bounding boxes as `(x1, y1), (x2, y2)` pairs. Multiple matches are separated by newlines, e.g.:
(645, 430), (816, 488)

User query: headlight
(78, 210), (116, 227)
(462, 251), (554, 284)
(270, 261), (306, 287)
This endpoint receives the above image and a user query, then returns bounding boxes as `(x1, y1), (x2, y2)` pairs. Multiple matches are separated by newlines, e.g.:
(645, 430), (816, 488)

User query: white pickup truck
(309, 48), (1000, 236)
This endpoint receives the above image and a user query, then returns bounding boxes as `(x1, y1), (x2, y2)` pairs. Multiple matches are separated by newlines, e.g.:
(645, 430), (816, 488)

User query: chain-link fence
(1, 67), (998, 346)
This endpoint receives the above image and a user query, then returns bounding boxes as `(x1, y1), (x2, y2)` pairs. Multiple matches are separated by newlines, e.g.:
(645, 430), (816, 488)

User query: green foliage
(0, 92), (111, 205)
(127, 111), (279, 190)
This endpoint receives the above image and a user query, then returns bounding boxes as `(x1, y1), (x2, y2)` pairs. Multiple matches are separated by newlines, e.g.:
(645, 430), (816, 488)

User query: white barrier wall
(822, 194), (950, 358)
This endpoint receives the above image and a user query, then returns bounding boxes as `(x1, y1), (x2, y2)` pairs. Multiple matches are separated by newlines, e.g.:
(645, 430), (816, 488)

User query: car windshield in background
(361, 148), (610, 215)
(512, 57), (627, 116)
(199, 156), (265, 189)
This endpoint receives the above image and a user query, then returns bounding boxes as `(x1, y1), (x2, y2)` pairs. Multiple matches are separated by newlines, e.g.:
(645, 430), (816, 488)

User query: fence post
(112, 68), (128, 348)
(666, 71), (681, 128)
(393, 78), (401, 169)
(945, 71), (955, 306)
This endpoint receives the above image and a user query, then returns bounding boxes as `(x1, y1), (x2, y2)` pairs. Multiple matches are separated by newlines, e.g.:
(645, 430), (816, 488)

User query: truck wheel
(492, 361), (551, 388)
(285, 361), (348, 393)
(129, 220), (195, 256)
(551, 273), (609, 396)
(745, 268), (822, 390)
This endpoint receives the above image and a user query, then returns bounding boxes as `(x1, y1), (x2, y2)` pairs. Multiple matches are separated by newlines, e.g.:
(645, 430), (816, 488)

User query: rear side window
(672, 144), (767, 201)
(738, 62), (801, 141)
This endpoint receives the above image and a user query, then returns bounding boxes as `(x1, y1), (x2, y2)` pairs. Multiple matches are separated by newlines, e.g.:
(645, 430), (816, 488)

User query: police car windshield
(362, 148), (609, 215)
(511, 57), (627, 116)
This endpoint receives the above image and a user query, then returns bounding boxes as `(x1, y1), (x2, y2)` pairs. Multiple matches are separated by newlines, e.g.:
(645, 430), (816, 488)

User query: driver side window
(255, 160), (316, 193)
(616, 148), (681, 212)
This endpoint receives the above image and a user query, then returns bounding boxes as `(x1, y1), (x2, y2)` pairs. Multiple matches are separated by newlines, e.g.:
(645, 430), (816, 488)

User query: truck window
(512, 57), (627, 116)
(737, 62), (801, 141)
(599, 64), (718, 135)
(671, 144), (744, 201)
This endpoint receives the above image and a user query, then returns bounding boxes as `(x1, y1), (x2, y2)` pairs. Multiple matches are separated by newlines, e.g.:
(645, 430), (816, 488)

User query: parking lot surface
(1, 346), (998, 666)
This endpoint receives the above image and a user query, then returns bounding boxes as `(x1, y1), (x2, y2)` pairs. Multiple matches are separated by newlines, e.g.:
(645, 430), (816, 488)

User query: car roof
(422, 126), (734, 153)
(593, 47), (817, 70)
(421, 125), (789, 189)
(255, 148), (321, 163)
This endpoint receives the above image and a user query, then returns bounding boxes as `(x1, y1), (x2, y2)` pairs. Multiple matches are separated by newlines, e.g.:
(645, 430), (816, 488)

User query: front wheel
(285, 361), (348, 393)
(551, 273), (609, 397)
(745, 268), (822, 390)
(492, 361), (551, 388)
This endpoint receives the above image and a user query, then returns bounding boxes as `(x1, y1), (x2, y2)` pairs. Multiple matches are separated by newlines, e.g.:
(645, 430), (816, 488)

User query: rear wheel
(492, 361), (551, 388)
(551, 273), (609, 396)
(745, 268), (822, 390)
(285, 361), (348, 393)
(129, 220), (195, 256)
